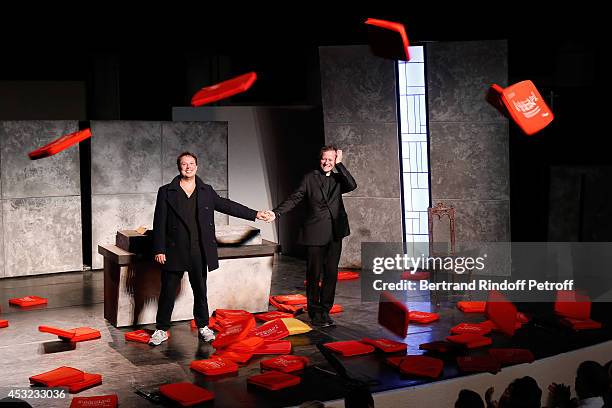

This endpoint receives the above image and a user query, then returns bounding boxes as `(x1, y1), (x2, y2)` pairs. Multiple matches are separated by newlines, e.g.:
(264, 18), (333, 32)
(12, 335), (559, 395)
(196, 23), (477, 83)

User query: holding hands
(256, 210), (276, 223)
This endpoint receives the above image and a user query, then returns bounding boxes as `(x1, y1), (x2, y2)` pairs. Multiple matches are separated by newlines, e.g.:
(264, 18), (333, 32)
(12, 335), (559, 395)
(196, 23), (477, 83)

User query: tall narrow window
(397, 46), (430, 256)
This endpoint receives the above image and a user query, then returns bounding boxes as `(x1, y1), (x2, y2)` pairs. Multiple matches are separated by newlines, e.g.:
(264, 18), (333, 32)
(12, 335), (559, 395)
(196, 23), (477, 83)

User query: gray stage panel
(161, 121), (228, 190)
(3, 196), (82, 276)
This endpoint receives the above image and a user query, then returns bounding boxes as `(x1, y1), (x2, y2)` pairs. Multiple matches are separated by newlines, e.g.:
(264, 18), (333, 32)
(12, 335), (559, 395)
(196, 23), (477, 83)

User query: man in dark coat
(149, 151), (270, 345)
(271, 145), (357, 326)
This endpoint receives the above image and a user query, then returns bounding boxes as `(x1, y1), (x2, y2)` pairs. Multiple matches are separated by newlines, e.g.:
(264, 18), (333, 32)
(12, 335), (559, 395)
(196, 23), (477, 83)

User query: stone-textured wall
(427, 40), (510, 243)
(319, 45), (403, 268)
(90, 121), (228, 269)
(0, 120), (82, 277)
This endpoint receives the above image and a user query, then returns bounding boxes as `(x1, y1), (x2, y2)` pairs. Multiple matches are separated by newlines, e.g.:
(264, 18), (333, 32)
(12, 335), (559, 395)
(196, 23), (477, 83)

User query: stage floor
(1, 255), (611, 407)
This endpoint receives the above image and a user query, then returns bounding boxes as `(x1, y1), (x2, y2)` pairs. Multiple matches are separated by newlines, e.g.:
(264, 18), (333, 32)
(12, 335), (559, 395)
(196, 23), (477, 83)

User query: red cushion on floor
(28, 128), (92, 160)
(255, 311), (294, 322)
(409, 311), (440, 324)
(253, 340), (292, 355)
(338, 271), (360, 280)
(30, 366), (84, 387)
(323, 341), (375, 357)
(386, 356), (405, 368)
(419, 341), (465, 353)
(159, 382), (215, 406)
(446, 334), (492, 349)
(0, 320), (9, 328)
(212, 316), (256, 349)
(247, 371), (301, 391)
(555, 290), (591, 320)
(191, 72), (257, 107)
(212, 350), (253, 364)
(190, 357), (239, 376)
(399, 356), (444, 378)
(378, 291), (409, 337)
(125, 329), (169, 344)
(516, 312), (530, 323)
(226, 336), (265, 353)
(269, 296), (305, 313)
(9, 295), (48, 307)
(457, 301), (486, 313)
(329, 304), (344, 314)
(250, 319), (290, 341)
(457, 356), (501, 374)
(480, 319), (523, 332)
(70, 394), (118, 408)
(450, 322), (491, 336)
(215, 309), (252, 319)
(488, 348), (535, 365)
(487, 80), (554, 136)
(364, 18), (410, 61)
(486, 291), (518, 336)
(191, 317), (216, 330)
(560, 317), (602, 330)
(260, 355), (309, 373)
(361, 338), (407, 353)
(273, 294), (308, 305)
(39, 326), (101, 342)
(68, 373), (102, 393)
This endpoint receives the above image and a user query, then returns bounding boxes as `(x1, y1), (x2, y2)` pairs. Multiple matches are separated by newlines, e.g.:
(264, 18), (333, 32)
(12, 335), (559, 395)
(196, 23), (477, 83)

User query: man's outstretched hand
(256, 211), (276, 223)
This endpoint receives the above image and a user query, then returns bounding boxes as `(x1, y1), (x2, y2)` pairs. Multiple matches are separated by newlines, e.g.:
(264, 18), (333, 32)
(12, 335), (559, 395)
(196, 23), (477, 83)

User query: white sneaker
(198, 326), (215, 342)
(148, 329), (168, 346)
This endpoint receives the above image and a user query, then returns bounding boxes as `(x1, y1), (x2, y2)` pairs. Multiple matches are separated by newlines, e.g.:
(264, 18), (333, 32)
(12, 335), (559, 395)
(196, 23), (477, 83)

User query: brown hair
(176, 151), (198, 171)
(319, 144), (337, 159)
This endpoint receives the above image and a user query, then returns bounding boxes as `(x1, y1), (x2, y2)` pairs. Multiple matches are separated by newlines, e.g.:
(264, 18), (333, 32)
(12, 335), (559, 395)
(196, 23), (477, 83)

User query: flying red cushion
(378, 291), (410, 337)
(191, 72), (257, 107)
(28, 128), (92, 160)
(486, 291), (518, 336)
(364, 18), (410, 61)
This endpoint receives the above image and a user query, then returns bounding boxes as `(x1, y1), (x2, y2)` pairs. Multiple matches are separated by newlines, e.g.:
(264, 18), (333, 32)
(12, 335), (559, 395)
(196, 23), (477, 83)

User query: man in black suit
(150, 151), (271, 345)
(270, 145), (357, 326)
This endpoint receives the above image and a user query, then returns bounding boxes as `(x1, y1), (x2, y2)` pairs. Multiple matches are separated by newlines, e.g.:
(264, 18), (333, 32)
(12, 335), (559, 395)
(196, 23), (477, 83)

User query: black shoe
(310, 312), (325, 327)
(321, 312), (335, 327)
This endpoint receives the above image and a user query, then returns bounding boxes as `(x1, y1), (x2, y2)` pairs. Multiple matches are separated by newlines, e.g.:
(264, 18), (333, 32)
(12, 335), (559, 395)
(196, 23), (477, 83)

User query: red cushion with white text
(409, 311), (440, 324)
(361, 338), (407, 353)
(450, 322), (491, 336)
(255, 311), (294, 322)
(250, 319), (290, 341)
(260, 355), (309, 373)
(190, 358), (239, 376)
(70, 394), (118, 408)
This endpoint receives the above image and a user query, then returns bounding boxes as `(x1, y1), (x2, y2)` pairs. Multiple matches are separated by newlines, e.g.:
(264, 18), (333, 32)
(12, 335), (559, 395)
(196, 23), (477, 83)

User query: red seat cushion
(253, 340), (292, 355)
(364, 18), (410, 61)
(70, 394), (118, 408)
(191, 72), (257, 107)
(269, 296), (305, 313)
(338, 271), (360, 280)
(450, 322), (491, 336)
(9, 295), (48, 307)
(361, 338), (407, 353)
(386, 356), (405, 368)
(456, 301), (486, 313)
(273, 294), (308, 305)
(486, 291), (518, 336)
(446, 334), (492, 349)
(250, 319), (290, 341)
(488, 348), (535, 365)
(39, 326), (101, 342)
(0, 320), (8, 328)
(487, 80), (554, 136)
(323, 341), (375, 357)
(419, 341), (465, 353)
(560, 317), (602, 330)
(28, 128), (92, 160)
(125, 329), (169, 344)
(214, 309), (252, 319)
(398, 356), (444, 378)
(255, 311), (294, 322)
(479, 319), (522, 332)
(457, 356), (501, 374)
(225, 336), (265, 353)
(68, 373), (102, 393)
(30, 366), (84, 387)
(555, 290), (591, 320)
(190, 358), (239, 376)
(378, 291), (409, 337)
(159, 382), (214, 406)
(260, 355), (309, 373)
(212, 316), (256, 349)
(247, 371), (301, 391)
(409, 311), (440, 324)
(190, 317), (216, 330)
(212, 350), (253, 364)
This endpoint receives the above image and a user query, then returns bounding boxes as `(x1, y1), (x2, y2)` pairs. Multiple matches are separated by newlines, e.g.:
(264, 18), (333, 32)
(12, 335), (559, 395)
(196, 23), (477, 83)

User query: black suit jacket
(152, 175), (257, 272)
(273, 162), (357, 245)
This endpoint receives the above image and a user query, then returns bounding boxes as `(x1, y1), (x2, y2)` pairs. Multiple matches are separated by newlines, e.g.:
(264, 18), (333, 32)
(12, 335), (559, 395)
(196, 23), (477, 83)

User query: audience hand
(548, 383), (572, 408)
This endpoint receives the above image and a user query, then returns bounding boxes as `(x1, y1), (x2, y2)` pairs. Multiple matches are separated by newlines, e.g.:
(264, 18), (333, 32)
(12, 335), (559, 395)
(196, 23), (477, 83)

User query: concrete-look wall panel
(324, 123), (401, 199)
(340, 197), (403, 268)
(161, 122), (228, 190)
(429, 122), (509, 201)
(0, 120), (80, 198)
(91, 121), (162, 195)
(91, 193), (157, 269)
(0, 204), (4, 277)
(3, 196), (82, 276)
(320, 45), (396, 124)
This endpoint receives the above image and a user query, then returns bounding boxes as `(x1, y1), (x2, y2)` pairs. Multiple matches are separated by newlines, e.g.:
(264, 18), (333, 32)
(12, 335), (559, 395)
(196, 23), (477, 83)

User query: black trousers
(156, 246), (209, 331)
(306, 239), (342, 316)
